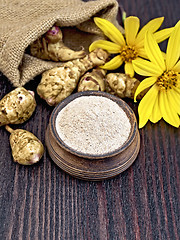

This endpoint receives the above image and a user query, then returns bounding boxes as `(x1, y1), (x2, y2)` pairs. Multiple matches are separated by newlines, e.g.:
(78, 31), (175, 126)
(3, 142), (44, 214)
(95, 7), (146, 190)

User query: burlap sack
(0, 0), (121, 87)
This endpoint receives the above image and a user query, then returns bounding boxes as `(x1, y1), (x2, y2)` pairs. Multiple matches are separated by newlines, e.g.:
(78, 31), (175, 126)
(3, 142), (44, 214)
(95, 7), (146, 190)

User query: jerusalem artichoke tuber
(5, 125), (44, 165)
(78, 69), (106, 92)
(0, 87), (36, 127)
(105, 73), (146, 99)
(30, 26), (86, 61)
(37, 48), (109, 106)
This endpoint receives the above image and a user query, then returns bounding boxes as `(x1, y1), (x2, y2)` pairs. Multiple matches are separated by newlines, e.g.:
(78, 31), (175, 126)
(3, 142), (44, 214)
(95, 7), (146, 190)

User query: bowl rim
(49, 91), (138, 159)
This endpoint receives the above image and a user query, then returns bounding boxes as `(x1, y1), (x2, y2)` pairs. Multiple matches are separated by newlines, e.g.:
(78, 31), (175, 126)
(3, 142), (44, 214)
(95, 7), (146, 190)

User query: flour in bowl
(56, 96), (131, 156)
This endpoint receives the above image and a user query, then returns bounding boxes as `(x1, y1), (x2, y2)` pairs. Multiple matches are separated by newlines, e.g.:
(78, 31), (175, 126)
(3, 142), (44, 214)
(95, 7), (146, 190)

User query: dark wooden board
(0, 0), (180, 239)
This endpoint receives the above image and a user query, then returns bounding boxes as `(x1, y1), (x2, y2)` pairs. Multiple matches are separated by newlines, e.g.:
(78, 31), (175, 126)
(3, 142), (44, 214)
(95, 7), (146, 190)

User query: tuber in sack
(0, 0), (122, 87)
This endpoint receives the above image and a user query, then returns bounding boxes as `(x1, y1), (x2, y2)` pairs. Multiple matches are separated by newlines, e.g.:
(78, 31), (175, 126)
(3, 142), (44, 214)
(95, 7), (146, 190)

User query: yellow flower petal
(124, 62), (134, 77)
(166, 20), (180, 70)
(134, 76), (157, 102)
(135, 17), (164, 48)
(174, 86), (180, 95)
(172, 60), (180, 72)
(137, 48), (148, 59)
(159, 90), (180, 127)
(132, 58), (163, 76)
(153, 27), (174, 43)
(167, 89), (180, 115)
(137, 48), (166, 60)
(100, 55), (123, 70)
(138, 84), (159, 128)
(144, 31), (166, 71)
(173, 84), (180, 96)
(124, 16), (140, 45)
(94, 17), (126, 46)
(149, 95), (162, 123)
(89, 40), (121, 53)
(161, 51), (166, 59)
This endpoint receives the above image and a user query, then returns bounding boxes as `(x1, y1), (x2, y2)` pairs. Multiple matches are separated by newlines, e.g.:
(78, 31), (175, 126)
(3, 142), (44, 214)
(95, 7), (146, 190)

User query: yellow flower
(132, 20), (180, 128)
(89, 16), (173, 77)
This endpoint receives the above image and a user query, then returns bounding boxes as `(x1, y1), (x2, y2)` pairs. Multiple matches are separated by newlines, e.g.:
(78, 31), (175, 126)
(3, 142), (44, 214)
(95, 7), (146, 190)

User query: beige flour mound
(56, 96), (131, 156)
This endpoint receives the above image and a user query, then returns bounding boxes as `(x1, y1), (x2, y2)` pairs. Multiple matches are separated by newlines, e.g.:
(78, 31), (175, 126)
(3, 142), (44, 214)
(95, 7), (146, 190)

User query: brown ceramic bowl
(48, 91), (139, 160)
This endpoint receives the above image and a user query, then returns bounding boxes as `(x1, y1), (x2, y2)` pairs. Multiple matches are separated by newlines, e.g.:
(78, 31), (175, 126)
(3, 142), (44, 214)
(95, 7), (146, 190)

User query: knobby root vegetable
(105, 73), (146, 99)
(37, 48), (109, 106)
(78, 69), (107, 92)
(30, 26), (86, 61)
(0, 87), (36, 127)
(5, 125), (44, 165)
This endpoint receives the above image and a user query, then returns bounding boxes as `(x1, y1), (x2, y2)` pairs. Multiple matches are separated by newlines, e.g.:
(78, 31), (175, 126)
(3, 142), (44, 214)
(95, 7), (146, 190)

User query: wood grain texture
(0, 0), (180, 239)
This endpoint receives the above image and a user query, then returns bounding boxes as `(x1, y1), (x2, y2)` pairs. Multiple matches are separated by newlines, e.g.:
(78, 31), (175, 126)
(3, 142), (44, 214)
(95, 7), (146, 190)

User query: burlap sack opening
(0, 0), (122, 87)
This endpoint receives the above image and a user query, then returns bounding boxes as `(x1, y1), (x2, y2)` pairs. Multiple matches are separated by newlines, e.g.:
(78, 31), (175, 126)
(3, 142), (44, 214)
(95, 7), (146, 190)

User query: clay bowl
(48, 91), (139, 158)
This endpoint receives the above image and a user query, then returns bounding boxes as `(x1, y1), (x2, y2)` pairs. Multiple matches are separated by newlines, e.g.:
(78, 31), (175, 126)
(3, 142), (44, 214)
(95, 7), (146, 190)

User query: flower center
(120, 45), (138, 62)
(156, 70), (178, 90)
